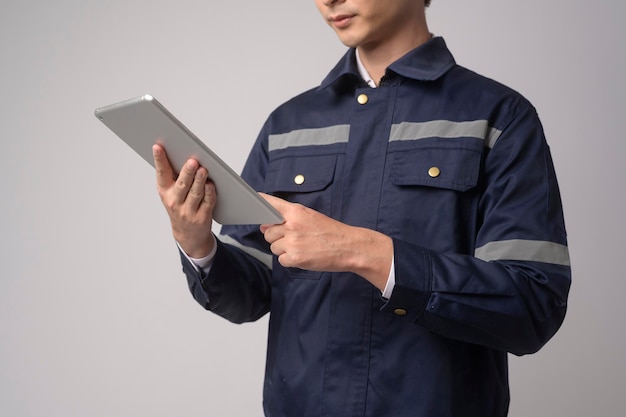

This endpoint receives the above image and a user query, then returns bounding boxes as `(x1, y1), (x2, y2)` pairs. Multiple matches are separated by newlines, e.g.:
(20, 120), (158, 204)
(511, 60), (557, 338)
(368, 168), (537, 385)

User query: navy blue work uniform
(180, 37), (571, 417)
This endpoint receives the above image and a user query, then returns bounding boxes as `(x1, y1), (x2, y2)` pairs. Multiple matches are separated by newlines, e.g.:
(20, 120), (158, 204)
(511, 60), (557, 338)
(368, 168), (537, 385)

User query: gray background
(1, 1), (624, 416)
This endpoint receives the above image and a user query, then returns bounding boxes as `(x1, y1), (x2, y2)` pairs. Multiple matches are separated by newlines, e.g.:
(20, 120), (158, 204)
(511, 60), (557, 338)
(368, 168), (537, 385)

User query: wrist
(349, 228), (393, 292)
(176, 233), (216, 259)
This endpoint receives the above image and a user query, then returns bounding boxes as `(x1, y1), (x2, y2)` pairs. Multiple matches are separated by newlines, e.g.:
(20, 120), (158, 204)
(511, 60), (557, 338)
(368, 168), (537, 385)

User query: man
(153, 0), (571, 416)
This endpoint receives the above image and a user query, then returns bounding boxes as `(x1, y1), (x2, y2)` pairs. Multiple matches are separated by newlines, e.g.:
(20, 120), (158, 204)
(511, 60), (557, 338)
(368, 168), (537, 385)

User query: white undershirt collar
(355, 49), (378, 89)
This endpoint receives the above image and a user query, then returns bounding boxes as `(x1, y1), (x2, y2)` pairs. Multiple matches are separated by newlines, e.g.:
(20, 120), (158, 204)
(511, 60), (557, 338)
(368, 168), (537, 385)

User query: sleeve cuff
(380, 239), (432, 320)
(176, 234), (218, 274)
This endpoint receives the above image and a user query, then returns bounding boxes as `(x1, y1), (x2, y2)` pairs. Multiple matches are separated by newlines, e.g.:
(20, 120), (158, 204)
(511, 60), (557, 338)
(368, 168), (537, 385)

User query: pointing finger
(259, 192), (290, 212)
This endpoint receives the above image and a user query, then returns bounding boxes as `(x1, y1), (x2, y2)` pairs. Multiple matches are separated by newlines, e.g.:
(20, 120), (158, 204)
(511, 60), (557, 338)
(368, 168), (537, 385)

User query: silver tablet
(95, 94), (283, 225)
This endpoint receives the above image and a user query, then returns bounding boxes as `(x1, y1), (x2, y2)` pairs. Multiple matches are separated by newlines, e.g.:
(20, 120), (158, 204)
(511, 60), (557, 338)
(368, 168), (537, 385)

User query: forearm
(340, 226), (393, 293)
(181, 238), (272, 324)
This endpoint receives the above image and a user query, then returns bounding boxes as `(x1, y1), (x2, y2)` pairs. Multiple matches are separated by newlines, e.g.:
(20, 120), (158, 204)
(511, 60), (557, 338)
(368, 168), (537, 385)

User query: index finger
(259, 193), (288, 230)
(259, 192), (290, 211)
(153, 144), (175, 187)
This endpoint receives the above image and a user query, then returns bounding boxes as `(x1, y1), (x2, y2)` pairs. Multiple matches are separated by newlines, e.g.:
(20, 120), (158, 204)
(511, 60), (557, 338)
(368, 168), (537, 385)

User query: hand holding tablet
(95, 95), (283, 225)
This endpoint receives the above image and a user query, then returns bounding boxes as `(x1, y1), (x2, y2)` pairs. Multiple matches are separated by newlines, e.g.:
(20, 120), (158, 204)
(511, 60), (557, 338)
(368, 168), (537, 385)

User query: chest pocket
(390, 140), (483, 191)
(264, 153), (338, 215)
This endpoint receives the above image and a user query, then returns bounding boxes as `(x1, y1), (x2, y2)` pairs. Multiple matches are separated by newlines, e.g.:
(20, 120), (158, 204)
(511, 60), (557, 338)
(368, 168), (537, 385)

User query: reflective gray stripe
(269, 125), (350, 152)
(218, 234), (273, 269)
(475, 239), (570, 266)
(390, 120), (503, 148)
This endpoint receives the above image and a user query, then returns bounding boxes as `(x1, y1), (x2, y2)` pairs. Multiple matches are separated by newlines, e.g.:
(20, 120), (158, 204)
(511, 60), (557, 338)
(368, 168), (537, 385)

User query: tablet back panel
(95, 95), (283, 225)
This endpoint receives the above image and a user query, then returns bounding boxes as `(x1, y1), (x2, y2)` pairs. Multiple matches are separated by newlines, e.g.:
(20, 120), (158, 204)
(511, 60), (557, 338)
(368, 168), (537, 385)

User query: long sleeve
(181, 235), (272, 324)
(382, 104), (570, 355)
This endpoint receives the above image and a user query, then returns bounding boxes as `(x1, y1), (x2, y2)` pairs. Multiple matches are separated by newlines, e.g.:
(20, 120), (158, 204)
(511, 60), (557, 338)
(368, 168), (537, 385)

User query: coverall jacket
(180, 37), (571, 417)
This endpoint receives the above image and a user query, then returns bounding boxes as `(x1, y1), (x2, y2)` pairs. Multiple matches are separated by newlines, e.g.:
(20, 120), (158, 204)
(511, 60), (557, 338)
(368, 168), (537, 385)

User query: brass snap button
(357, 94), (369, 105)
(294, 174), (305, 185)
(428, 167), (441, 178)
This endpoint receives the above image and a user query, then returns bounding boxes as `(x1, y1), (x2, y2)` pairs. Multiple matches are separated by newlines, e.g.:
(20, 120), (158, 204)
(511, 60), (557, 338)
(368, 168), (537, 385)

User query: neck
(357, 26), (431, 86)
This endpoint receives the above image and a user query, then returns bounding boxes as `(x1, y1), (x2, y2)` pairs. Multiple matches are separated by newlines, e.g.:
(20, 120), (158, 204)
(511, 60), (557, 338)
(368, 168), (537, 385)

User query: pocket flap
(265, 154), (337, 193)
(391, 146), (481, 192)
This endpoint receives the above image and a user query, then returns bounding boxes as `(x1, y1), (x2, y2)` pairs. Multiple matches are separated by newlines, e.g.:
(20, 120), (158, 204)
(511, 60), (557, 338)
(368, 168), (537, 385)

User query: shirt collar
(355, 49), (377, 89)
(319, 36), (456, 90)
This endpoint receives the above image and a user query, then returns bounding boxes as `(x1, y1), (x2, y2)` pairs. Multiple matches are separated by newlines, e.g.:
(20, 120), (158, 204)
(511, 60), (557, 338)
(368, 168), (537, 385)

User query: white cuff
(177, 234), (217, 274)
(381, 255), (396, 300)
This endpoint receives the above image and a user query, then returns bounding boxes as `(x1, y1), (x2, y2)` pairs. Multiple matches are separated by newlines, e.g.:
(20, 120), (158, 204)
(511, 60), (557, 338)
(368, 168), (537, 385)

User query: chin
(335, 34), (362, 49)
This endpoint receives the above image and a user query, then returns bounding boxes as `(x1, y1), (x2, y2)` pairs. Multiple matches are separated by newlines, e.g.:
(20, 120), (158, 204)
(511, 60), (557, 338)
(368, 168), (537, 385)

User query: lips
(329, 14), (355, 29)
